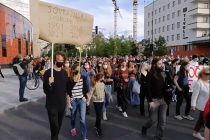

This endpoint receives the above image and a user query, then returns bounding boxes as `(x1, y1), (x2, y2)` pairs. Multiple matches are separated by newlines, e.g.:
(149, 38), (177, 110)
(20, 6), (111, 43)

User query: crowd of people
(9, 53), (210, 140)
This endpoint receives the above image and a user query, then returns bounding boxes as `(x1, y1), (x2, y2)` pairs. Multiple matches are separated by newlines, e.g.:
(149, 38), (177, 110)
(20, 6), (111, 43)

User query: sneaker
(70, 128), (77, 136)
(19, 98), (28, 102)
(193, 132), (204, 140)
(103, 112), (108, 121)
(141, 126), (147, 136)
(183, 115), (194, 121)
(174, 115), (183, 120)
(122, 112), (128, 118)
(96, 129), (103, 138)
(116, 106), (123, 112)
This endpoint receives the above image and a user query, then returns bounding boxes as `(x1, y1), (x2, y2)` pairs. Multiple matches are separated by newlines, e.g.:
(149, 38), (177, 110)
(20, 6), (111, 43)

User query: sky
(42, 0), (153, 41)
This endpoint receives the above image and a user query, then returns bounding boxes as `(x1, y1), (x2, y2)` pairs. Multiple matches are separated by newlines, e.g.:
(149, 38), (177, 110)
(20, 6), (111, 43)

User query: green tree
(142, 39), (151, 57)
(154, 36), (169, 56)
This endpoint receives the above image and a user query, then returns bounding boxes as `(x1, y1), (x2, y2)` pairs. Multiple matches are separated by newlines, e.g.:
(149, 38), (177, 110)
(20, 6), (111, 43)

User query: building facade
(0, 3), (33, 65)
(144, 0), (210, 56)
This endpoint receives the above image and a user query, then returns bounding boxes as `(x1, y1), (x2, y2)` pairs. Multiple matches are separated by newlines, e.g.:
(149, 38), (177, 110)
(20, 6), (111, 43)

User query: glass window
(177, 22), (180, 28)
(155, 19), (157, 24)
(18, 39), (21, 54)
(148, 31), (150, 36)
(168, 3), (170, 9)
(172, 24), (175, 30)
(172, 1), (175, 7)
(171, 35), (174, 41)
(159, 8), (161, 13)
(172, 12), (175, 18)
(155, 9), (157, 15)
(159, 27), (161, 33)
(148, 13), (150, 18)
(162, 26), (165, 32)
(177, 10), (180, 17)
(148, 22), (150, 26)
(159, 17), (161, 23)
(155, 29), (157, 34)
(163, 5), (165, 11)
(178, 0), (181, 5)
(177, 34), (180, 40)
(167, 14), (170, 20)
(163, 16), (165, 22)
(1, 35), (7, 57)
(167, 36), (169, 41)
(167, 25), (170, 31)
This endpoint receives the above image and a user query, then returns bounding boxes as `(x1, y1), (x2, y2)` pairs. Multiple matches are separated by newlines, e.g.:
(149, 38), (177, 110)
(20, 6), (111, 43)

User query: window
(159, 17), (161, 23)
(177, 10), (180, 17)
(177, 34), (180, 40)
(172, 1), (175, 7)
(1, 35), (7, 57)
(178, 0), (181, 5)
(172, 12), (175, 18)
(172, 24), (175, 30)
(155, 19), (157, 24)
(148, 22), (150, 26)
(167, 36), (169, 41)
(159, 27), (161, 33)
(162, 26), (165, 32)
(148, 31), (150, 36)
(18, 39), (21, 54)
(148, 13), (150, 18)
(159, 8), (161, 13)
(171, 35), (174, 41)
(167, 25), (170, 31)
(177, 22), (180, 28)
(155, 29), (157, 34)
(167, 14), (170, 20)
(168, 3), (170, 9)
(203, 17), (208, 23)
(163, 5), (165, 11)
(155, 9), (157, 15)
(163, 16), (165, 22)
(199, 3), (209, 9)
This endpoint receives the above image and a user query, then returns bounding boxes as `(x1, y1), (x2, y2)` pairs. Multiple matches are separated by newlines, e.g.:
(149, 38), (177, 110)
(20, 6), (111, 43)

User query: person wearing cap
(191, 67), (210, 140)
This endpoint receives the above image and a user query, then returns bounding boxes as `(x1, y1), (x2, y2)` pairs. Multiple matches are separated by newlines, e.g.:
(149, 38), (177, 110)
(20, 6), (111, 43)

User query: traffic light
(95, 26), (98, 34)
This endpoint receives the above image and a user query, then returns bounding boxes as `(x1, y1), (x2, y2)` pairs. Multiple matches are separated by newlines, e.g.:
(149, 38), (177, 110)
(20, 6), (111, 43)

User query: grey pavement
(0, 68), (45, 113)
(0, 68), (200, 140)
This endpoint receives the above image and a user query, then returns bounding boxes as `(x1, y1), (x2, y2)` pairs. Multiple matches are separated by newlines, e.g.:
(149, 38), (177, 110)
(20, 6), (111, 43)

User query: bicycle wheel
(26, 76), (40, 90)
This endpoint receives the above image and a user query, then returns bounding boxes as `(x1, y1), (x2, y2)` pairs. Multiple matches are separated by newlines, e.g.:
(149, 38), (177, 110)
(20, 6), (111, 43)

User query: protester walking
(69, 64), (89, 140)
(89, 73), (105, 138)
(174, 61), (194, 121)
(141, 58), (168, 140)
(43, 52), (70, 140)
(191, 67), (210, 140)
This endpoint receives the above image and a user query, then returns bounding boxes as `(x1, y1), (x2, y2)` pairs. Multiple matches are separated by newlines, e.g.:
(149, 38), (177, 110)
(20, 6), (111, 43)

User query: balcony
(188, 22), (210, 29)
(189, 8), (210, 15)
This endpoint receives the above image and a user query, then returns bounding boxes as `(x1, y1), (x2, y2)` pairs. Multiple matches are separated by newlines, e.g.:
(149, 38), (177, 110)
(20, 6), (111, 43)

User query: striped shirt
(72, 79), (84, 99)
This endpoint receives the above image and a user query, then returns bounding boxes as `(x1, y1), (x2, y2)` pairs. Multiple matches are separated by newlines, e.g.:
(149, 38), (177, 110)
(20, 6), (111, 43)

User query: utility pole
(151, 0), (155, 56)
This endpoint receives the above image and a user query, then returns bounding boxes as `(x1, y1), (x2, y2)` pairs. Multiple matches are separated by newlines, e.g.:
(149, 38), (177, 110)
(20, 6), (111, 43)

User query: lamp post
(151, 0), (154, 56)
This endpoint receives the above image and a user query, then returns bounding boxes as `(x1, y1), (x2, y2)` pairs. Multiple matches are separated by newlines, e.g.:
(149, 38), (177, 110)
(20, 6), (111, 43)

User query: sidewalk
(0, 68), (45, 114)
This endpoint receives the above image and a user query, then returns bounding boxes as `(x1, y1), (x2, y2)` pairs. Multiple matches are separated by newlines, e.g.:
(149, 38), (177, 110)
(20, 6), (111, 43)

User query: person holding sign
(43, 52), (70, 140)
(191, 67), (210, 140)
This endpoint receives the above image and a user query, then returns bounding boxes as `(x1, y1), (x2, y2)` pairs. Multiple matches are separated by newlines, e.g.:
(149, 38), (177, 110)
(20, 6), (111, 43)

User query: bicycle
(26, 70), (44, 90)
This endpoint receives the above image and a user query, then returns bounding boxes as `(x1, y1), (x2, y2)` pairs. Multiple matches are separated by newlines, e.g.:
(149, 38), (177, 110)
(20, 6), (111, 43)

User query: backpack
(13, 63), (24, 76)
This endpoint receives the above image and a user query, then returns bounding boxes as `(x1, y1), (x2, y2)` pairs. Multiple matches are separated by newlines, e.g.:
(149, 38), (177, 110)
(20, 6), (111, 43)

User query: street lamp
(151, 0), (154, 56)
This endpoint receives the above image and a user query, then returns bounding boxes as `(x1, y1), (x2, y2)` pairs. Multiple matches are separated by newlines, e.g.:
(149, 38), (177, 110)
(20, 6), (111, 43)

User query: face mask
(98, 64), (102, 67)
(56, 62), (63, 68)
(185, 65), (190, 72)
(168, 61), (171, 65)
(65, 63), (70, 67)
(84, 65), (89, 69)
(74, 70), (79, 75)
(103, 65), (108, 69)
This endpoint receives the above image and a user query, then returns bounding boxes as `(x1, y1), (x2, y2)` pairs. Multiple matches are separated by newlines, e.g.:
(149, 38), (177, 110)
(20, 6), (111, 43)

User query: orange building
(0, 3), (33, 65)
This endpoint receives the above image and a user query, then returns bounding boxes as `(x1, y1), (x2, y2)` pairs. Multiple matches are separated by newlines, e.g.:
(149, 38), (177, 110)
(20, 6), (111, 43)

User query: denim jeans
(143, 98), (167, 139)
(103, 85), (112, 112)
(71, 98), (87, 139)
(19, 75), (27, 100)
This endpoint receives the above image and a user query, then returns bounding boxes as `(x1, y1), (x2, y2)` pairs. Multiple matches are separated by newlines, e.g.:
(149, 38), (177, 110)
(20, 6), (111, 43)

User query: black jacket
(43, 69), (71, 111)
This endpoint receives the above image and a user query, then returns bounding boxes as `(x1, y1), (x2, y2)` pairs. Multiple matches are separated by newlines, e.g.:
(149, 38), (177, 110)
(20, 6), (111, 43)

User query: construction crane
(112, 0), (122, 39)
(133, 0), (138, 43)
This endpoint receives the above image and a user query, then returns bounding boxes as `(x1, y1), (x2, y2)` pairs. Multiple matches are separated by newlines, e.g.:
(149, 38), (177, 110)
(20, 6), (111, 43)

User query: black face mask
(56, 62), (63, 68)
(74, 70), (79, 75)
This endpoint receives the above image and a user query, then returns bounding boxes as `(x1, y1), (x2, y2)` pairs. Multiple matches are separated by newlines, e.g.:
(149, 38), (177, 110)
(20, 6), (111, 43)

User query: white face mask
(85, 65), (90, 69)
(65, 63), (70, 67)
(103, 65), (108, 69)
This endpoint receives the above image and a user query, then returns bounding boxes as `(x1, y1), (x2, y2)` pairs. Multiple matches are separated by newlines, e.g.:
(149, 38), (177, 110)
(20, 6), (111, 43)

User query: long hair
(92, 73), (104, 87)
(179, 61), (189, 77)
(102, 61), (112, 77)
(150, 57), (161, 73)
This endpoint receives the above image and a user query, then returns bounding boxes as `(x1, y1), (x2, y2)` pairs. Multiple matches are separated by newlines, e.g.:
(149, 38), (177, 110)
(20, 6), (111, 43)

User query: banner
(30, 0), (94, 45)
